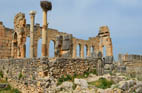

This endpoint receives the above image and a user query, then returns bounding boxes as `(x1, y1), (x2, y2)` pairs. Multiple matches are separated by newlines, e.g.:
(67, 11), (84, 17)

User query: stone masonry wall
(0, 22), (13, 59)
(0, 58), (98, 93)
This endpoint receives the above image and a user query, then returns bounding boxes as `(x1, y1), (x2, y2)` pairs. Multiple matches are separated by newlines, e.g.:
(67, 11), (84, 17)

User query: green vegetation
(88, 78), (114, 89)
(0, 79), (21, 93)
(0, 71), (3, 78)
(72, 83), (77, 90)
(57, 69), (97, 86)
(18, 73), (23, 80)
(0, 85), (21, 93)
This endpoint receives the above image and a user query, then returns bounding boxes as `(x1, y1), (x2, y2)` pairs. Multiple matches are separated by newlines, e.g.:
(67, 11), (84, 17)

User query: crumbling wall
(118, 53), (142, 63)
(0, 58), (98, 93)
(117, 54), (142, 80)
(0, 22), (13, 59)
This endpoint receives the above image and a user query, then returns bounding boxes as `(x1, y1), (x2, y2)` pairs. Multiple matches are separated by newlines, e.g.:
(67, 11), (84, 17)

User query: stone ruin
(0, 1), (113, 60)
(0, 1), (115, 92)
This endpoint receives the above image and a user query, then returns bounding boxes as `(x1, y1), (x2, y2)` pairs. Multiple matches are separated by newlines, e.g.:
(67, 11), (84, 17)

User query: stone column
(80, 45), (84, 58)
(87, 46), (91, 57)
(40, 1), (52, 57)
(72, 44), (77, 58)
(29, 11), (36, 58)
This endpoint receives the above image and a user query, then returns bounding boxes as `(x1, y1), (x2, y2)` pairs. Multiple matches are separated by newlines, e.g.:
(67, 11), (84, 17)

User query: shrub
(88, 78), (114, 89)
(72, 83), (77, 90)
(0, 71), (3, 78)
(18, 73), (23, 80)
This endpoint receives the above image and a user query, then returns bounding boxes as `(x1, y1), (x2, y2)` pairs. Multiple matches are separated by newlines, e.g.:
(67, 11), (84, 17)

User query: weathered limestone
(40, 1), (52, 57)
(0, 57), (98, 93)
(55, 34), (73, 57)
(96, 52), (104, 75)
(119, 53), (142, 63)
(29, 11), (36, 58)
(98, 26), (113, 57)
(12, 12), (26, 58)
(0, 2), (113, 59)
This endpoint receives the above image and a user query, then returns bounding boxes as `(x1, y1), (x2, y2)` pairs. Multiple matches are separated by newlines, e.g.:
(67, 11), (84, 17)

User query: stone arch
(49, 40), (55, 58)
(76, 44), (81, 58)
(13, 32), (18, 47)
(12, 32), (18, 58)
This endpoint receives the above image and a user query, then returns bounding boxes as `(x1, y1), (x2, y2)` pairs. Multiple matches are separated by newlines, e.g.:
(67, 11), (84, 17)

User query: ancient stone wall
(118, 53), (142, 63)
(0, 58), (98, 92)
(0, 12), (113, 59)
(117, 54), (142, 80)
(0, 22), (13, 59)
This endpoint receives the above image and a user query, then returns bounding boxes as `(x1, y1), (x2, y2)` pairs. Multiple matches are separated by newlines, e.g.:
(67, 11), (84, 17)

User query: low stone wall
(0, 57), (98, 93)
(126, 62), (142, 80)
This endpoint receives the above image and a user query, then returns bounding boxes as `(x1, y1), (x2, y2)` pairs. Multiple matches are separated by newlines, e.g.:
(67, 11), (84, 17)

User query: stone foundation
(0, 57), (98, 93)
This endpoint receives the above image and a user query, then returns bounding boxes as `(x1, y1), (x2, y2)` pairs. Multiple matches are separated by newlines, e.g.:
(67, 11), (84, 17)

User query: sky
(0, 0), (142, 60)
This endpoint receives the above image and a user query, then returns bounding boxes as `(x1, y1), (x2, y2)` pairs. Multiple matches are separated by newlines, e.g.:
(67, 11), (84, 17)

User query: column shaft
(80, 45), (84, 58)
(73, 45), (77, 58)
(42, 10), (47, 57)
(29, 11), (36, 58)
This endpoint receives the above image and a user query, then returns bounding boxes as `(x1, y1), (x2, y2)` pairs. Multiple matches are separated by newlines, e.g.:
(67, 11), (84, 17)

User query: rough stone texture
(119, 53), (142, 63)
(0, 15), (113, 59)
(74, 79), (88, 89)
(0, 57), (98, 93)
(0, 22), (13, 59)
(117, 54), (142, 80)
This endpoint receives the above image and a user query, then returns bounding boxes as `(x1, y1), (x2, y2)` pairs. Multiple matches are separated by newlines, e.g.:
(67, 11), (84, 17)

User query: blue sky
(0, 0), (142, 60)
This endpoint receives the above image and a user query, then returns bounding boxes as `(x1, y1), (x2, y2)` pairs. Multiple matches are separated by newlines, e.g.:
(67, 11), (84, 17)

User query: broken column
(29, 11), (36, 58)
(40, 0), (52, 57)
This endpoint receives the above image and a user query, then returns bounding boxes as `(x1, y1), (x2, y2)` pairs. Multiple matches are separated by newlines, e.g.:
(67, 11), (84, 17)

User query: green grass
(0, 79), (21, 93)
(88, 78), (114, 89)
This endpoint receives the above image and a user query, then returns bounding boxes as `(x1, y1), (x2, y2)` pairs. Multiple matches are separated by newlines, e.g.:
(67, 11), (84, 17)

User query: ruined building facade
(0, 1), (113, 59)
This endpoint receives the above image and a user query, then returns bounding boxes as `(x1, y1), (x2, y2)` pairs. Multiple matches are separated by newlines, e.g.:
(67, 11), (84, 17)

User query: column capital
(29, 11), (36, 16)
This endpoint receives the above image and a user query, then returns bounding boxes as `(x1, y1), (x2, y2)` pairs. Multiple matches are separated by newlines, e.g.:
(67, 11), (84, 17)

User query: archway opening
(84, 45), (88, 58)
(49, 40), (55, 58)
(37, 39), (42, 58)
(76, 44), (81, 58)
(103, 46), (106, 57)
(26, 37), (30, 58)
(13, 32), (17, 47)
